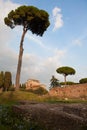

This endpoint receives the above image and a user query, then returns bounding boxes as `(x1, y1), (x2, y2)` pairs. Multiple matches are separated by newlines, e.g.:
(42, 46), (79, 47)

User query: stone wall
(49, 83), (87, 99)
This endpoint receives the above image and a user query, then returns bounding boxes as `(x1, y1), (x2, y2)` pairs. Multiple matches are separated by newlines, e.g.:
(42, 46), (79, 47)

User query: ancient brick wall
(49, 83), (87, 99)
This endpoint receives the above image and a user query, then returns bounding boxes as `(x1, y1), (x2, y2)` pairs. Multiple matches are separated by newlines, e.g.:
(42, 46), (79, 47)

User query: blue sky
(0, 0), (87, 88)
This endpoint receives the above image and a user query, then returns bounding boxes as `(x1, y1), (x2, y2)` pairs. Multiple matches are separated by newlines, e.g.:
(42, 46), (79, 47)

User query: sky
(0, 0), (87, 89)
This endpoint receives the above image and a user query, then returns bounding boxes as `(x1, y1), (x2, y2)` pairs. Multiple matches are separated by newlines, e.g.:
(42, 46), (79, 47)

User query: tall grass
(0, 91), (42, 105)
(0, 90), (87, 105)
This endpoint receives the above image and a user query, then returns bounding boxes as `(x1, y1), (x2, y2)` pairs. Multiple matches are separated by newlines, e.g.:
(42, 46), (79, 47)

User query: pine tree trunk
(15, 28), (27, 90)
(64, 74), (66, 86)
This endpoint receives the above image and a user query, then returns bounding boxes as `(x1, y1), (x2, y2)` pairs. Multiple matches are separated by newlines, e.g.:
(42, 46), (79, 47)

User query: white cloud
(53, 7), (61, 17)
(72, 32), (87, 47)
(0, 0), (20, 44)
(26, 33), (47, 49)
(74, 39), (82, 46)
(0, 0), (66, 88)
(64, 32), (87, 52)
(52, 7), (63, 31)
(0, 0), (20, 82)
(20, 49), (66, 87)
(0, 0), (19, 23)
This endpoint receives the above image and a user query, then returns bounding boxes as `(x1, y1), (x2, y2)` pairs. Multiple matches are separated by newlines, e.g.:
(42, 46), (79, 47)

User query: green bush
(34, 87), (48, 95)
(19, 84), (26, 91)
(79, 78), (87, 84)
(60, 81), (75, 85)
(27, 87), (48, 95)
(8, 86), (15, 91)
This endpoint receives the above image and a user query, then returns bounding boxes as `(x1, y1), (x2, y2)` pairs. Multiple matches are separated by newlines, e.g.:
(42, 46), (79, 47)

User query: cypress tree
(4, 72), (12, 91)
(0, 71), (4, 88)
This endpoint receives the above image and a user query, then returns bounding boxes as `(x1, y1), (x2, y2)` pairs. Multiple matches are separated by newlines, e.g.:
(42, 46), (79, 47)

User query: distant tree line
(0, 71), (12, 91)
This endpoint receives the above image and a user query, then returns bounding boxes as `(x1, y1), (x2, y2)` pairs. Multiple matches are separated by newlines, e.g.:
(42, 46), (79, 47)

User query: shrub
(27, 87), (48, 95)
(79, 78), (87, 84)
(34, 87), (48, 95)
(19, 84), (26, 91)
(8, 85), (15, 91)
(60, 81), (75, 85)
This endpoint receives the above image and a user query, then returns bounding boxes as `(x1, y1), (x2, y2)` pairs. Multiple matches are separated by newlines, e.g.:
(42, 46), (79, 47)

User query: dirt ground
(13, 101), (87, 130)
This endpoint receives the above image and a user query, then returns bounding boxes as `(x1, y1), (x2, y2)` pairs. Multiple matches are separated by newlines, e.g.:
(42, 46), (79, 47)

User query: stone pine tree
(56, 66), (76, 85)
(4, 5), (50, 89)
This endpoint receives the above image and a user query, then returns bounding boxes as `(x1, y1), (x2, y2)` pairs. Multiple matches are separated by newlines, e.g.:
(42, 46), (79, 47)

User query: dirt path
(13, 102), (87, 130)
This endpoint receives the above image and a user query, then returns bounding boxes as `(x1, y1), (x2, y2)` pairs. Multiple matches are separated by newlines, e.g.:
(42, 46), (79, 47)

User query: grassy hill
(0, 90), (87, 130)
(0, 90), (87, 105)
(0, 91), (41, 105)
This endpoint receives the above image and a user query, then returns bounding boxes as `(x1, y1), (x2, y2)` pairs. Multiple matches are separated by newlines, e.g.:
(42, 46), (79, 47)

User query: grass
(0, 125), (11, 130)
(0, 91), (41, 105)
(0, 90), (87, 130)
(0, 90), (87, 105)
